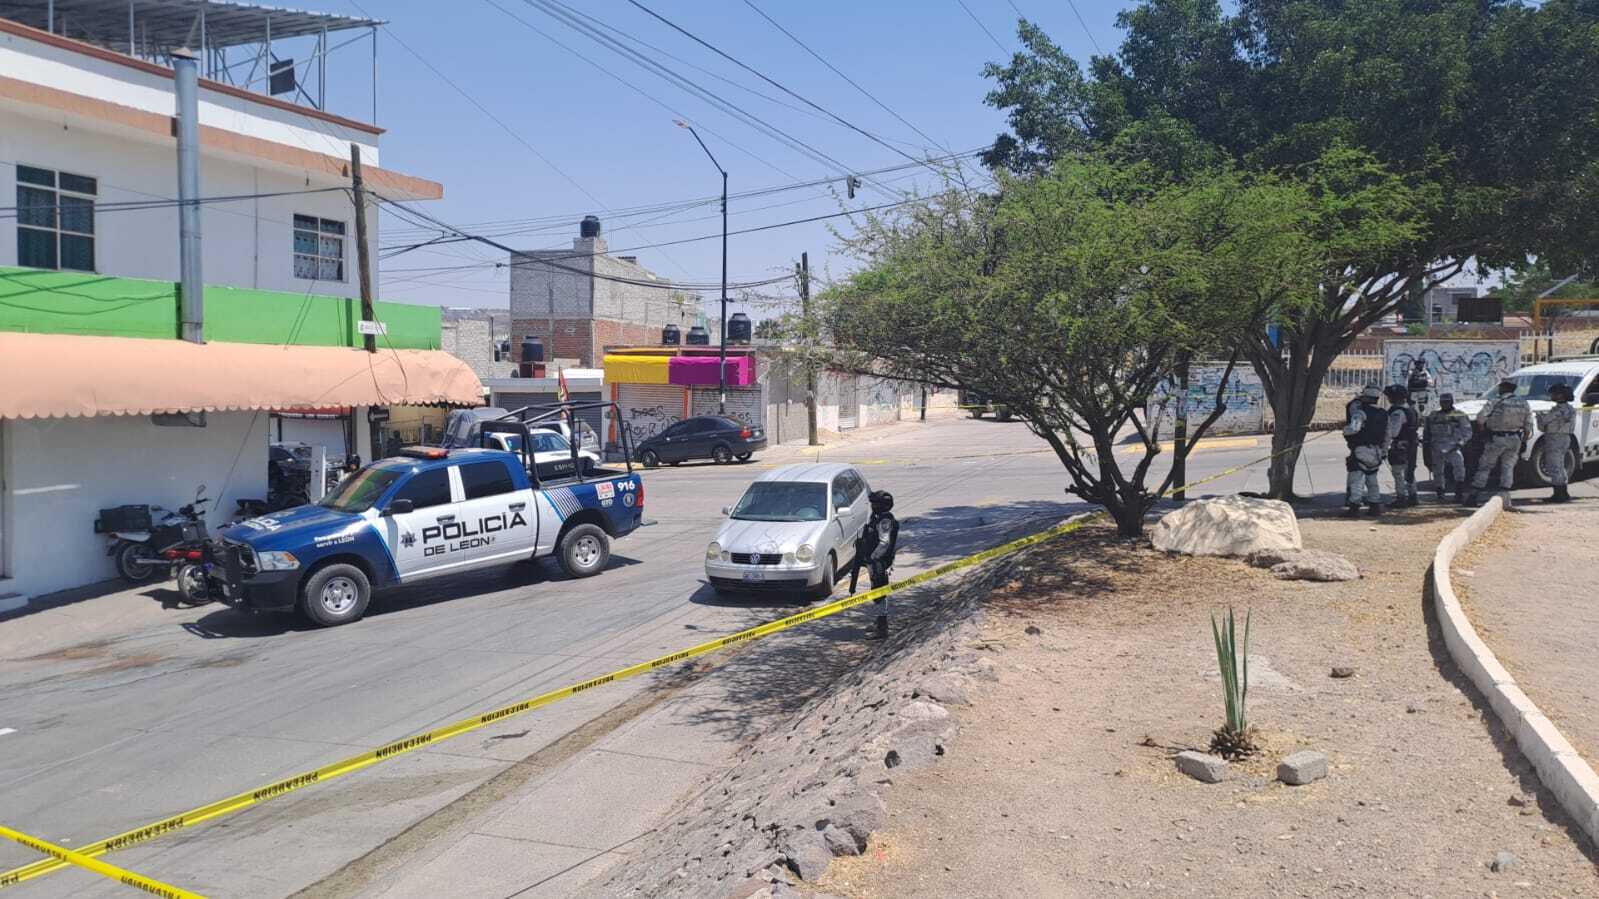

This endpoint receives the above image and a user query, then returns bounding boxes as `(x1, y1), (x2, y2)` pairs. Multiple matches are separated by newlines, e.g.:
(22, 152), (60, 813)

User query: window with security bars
(16, 165), (97, 272)
(293, 214), (346, 281)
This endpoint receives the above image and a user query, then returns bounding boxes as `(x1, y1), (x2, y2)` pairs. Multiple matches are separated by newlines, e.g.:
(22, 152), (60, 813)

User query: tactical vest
(1483, 397), (1527, 431)
(1347, 404), (1389, 447)
(1393, 406), (1419, 446)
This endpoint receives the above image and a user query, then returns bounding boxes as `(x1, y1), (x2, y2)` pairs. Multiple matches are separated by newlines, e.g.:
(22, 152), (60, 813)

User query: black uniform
(850, 491), (899, 639)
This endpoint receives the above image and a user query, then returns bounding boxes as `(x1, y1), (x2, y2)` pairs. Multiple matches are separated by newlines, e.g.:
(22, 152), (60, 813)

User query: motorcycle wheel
(176, 563), (212, 605)
(116, 542), (163, 583)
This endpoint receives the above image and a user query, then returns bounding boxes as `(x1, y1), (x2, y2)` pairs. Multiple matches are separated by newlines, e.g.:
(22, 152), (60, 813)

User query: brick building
(440, 307), (514, 381)
(509, 216), (718, 366)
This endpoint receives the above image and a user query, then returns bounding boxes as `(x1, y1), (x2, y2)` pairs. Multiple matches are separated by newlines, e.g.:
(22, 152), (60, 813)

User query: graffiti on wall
(1382, 340), (1519, 401)
(1147, 365), (1266, 436)
(623, 404), (677, 442)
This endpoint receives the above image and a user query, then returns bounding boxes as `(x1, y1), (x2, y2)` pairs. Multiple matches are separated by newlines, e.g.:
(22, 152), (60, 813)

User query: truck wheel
(712, 444), (734, 464)
(640, 449), (661, 469)
(1528, 437), (1578, 488)
(300, 563), (371, 627)
(558, 524), (610, 578)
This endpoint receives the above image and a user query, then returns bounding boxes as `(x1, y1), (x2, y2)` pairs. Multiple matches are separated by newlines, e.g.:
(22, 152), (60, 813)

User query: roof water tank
(520, 335), (544, 363)
(662, 324), (681, 345)
(685, 325), (711, 346)
(727, 312), (752, 344)
(580, 215), (602, 238)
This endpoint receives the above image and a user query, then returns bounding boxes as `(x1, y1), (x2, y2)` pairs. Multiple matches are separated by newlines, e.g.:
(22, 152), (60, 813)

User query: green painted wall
(0, 267), (441, 349)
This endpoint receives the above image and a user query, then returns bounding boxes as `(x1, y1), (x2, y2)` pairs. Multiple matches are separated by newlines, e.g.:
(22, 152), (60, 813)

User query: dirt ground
(1455, 499), (1599, 772)
(819, 507), (1599, 898)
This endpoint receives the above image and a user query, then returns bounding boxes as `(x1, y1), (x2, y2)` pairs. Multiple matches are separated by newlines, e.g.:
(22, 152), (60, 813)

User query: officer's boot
(1552, 485), (1571, 503)
(1366, 502), (1384, 517)
(1455, 487), (1467, 505)
(1502, 491), (1516, 512)
(1342, 504), (1362, 518)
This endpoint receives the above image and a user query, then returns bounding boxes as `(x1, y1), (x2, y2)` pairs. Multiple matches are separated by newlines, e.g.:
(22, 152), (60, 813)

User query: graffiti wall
(1146, 364), (1266, 437)
(1382, 340), (1519, 402)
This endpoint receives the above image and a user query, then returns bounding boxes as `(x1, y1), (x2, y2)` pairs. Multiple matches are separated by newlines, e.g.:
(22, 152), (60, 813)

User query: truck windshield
(730, 482), (828, 522)
(1480, 374), (1582, 402)
(320, 467), (404, 513)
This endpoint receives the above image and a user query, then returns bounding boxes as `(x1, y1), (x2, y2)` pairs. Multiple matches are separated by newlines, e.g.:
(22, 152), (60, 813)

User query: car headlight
(795, 544), (815, 563)
(256, 551), (300, 571)
(705, 541), (722, 561)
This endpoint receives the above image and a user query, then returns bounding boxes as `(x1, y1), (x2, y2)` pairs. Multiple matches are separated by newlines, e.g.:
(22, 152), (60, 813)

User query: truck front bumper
(217, 570), (300, 611)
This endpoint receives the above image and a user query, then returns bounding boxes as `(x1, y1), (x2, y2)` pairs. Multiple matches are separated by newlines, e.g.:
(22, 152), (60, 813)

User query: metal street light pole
(676, 120), (728, 414)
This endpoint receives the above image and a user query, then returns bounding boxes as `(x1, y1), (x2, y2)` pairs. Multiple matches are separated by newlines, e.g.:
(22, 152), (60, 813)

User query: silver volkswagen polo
(705, 463), (873, 598)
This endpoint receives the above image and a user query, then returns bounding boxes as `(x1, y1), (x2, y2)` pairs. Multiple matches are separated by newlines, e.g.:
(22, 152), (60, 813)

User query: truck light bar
(400, 447), (450, 460)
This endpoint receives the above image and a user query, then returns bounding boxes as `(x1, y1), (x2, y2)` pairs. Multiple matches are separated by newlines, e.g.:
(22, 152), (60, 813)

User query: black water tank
(520, 335), (544, 363)
(661, 323), (681, 345)
(685, 325), (710, 345)
(727, 312), (752, 344)
(580, 215), (602, 238)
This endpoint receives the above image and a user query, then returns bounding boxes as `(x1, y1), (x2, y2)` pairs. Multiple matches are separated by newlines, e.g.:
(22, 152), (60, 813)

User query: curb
(1431, 497), (1599, 847)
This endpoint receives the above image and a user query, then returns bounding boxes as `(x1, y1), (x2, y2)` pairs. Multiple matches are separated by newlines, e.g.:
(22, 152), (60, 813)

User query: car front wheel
(810, 554), (836, 601)
(300, 563), (371, 627)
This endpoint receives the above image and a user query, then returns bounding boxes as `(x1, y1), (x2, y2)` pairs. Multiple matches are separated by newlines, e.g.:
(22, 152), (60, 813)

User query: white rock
(1151, 496), (1303, 558)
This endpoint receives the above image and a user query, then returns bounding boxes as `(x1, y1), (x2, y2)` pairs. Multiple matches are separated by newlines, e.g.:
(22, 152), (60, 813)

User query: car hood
(221, 504), (367, 550)
(714, 518), (830, 553)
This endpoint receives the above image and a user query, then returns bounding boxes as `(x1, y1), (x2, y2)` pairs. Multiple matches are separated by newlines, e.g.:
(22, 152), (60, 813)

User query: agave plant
(1209, 607), (1257, 758)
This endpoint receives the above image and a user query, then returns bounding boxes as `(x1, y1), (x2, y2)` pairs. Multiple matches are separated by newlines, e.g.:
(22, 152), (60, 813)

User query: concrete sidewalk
(1455, 484), (1599, 772)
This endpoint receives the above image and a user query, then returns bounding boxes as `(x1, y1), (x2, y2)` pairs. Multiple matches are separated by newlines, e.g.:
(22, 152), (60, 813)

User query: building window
(294, 214), (346, 281)
(16, 165), (96, 272)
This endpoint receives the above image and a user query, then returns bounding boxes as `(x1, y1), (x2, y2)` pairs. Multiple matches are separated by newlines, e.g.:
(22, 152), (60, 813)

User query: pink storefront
(601, 348), (765, 450)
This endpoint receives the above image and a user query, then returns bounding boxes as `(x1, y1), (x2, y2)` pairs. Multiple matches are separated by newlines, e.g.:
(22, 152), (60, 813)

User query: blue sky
(296, 0), (1124, 317)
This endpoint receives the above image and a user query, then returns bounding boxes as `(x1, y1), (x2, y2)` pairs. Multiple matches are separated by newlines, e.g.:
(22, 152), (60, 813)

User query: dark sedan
(635, 415), (767, 467)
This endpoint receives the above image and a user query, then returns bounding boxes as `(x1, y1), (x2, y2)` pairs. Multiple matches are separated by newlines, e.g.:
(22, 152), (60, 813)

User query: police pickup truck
(214, 418), (642, 627)
(1454, 357), (1599, 486)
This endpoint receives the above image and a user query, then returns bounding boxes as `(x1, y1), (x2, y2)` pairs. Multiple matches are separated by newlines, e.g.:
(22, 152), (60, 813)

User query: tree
(825, 159), (1321, 535)
(982, 1), (1599, 497)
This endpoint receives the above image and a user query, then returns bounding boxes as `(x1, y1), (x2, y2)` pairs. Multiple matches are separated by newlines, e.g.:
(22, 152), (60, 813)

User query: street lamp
(675, 119), (729, 414)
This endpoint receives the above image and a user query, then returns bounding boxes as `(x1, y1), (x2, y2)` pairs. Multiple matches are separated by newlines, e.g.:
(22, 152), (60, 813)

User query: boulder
(1269, 551), (1359, 582)
(1151, 496), (1303, 558)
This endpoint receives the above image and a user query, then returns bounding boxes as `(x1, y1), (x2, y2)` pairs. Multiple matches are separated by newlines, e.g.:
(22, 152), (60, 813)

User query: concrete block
(1175, 750), (1228, 783)
(1277, 750), (1329, 786)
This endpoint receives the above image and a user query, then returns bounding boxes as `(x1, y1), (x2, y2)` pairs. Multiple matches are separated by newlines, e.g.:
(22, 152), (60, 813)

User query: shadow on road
(900, 498), (1090, 566)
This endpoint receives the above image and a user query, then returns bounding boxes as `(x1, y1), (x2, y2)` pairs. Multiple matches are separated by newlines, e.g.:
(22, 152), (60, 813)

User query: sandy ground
(1455, 497), (1599, 772)
(819, 507), (1599, 898)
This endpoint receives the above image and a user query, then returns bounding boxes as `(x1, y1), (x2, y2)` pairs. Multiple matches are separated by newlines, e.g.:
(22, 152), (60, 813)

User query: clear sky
(294, 0), (1123, 320)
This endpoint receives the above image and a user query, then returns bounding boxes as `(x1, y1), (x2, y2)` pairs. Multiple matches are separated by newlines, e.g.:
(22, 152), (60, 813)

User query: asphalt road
(0, 416), (1353, 897)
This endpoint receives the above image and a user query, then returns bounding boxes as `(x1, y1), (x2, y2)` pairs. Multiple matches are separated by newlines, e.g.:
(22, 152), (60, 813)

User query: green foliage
(824, 158), (1324, 535)
(1488, 259), (1599, 313)
(981, 0), (1599, 497)
(1209, 607), (1254, 758)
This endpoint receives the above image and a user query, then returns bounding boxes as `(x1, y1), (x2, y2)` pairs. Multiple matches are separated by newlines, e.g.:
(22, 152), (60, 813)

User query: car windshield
(1479, 374), (1582, 402)
(531, 432), (570, 454)
(319, 467), (403, 513)
(730, 482), (828, 522)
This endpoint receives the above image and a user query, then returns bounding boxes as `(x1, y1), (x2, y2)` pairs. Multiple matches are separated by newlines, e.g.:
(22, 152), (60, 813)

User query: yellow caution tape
(0, 431), (1326, 887)
(0, 824), (204, 898)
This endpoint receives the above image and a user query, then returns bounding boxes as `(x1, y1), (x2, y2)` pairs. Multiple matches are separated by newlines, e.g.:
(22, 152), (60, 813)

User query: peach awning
(0, 332), (485, 419)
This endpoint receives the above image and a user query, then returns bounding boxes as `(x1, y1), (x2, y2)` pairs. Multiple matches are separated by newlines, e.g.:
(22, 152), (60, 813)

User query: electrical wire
(953, 0), (1009, 52)
(619, 0), (950, 180)
(1063, 0), (1106, 55)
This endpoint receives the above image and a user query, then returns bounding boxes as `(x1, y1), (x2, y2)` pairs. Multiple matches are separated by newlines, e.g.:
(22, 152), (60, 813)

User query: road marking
(1118, 436), (1259, 455)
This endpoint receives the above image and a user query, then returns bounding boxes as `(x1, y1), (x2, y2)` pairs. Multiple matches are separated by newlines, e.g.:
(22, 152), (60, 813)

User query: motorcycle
(167, 498), (264, 604)
(96, 486), (211, 584)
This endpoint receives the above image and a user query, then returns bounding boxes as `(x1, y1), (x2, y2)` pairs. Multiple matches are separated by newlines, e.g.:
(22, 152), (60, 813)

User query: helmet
(1383, 384), (1410, 403)
(1498, 379), (1518, 394)
(868, 490), (894, 514)
(1361, 384), (1383, 401)
(1437, 392), (1455, 406)
(1549, 383), (1574, 402)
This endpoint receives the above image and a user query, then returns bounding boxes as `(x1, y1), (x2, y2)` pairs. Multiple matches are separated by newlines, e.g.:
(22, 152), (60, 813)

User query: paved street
(0, 416), (1353, 897)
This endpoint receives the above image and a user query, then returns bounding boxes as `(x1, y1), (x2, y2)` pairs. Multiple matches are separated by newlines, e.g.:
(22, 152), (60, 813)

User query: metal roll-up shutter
(838, 376), (860, 430)
(617, 383), (686, 447)
(691, 387), (764, 429)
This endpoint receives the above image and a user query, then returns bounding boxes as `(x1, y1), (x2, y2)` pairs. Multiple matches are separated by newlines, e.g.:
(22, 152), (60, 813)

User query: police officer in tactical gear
(850, 490), (899, 638)
(1423, 393), (1472, 504)
(1343, 384), (1390, 516)
(1470, 379), (1533, 509)
(1384, 384), (1421, 507)
(1536, 383), (1577, 503)
(1408, 358), (1435, 416)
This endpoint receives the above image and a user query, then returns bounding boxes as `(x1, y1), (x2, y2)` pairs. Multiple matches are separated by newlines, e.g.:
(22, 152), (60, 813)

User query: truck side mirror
(384, 498), (414, 516)
(721, 506), (731, 516)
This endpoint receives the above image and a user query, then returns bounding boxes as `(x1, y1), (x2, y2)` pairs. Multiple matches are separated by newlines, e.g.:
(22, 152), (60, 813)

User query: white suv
(1454, 357), (1599, 485)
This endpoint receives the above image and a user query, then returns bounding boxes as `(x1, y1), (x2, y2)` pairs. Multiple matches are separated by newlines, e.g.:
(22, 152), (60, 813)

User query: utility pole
(798, 252), (819, 446)
(1172, 358), (1190, 501)
(350, 143), (376, 353)
(675, 120), (728, 412)
(173, 48), (204, 343)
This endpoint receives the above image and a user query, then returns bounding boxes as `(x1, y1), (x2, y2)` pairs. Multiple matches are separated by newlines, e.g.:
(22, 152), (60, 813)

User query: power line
(620, 0), (950, 179)
(953, 0), (1009, 53)
(737, 0), (953, 154)
(1063, 0), (1106, 55)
